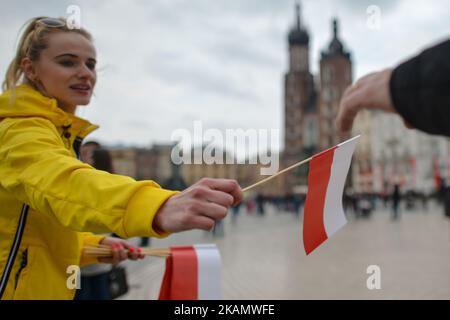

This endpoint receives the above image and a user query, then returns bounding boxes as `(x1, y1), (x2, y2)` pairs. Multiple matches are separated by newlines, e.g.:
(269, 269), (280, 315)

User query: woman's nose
(77, 64), (95, 80)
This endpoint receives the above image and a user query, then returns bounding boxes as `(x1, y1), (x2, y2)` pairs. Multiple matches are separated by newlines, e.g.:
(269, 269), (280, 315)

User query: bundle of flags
(159, 244), (222, 300)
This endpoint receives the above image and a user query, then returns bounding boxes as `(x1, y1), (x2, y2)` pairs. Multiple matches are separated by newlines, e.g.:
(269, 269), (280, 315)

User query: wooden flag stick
(242, 156), (312, 193)
(83, 245), (171, 258)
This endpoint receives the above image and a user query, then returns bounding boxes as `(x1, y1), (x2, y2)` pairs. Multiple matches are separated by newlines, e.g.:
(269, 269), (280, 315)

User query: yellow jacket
(0, 84), (177, 299)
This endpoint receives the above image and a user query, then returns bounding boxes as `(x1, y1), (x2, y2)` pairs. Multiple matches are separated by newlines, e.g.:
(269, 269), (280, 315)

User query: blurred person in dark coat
(337, 39), (450, 137)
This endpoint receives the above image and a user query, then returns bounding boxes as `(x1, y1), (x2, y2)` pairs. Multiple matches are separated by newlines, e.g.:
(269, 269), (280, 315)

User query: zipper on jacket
(0, 204), (29, 298)
(61, 124), (84, 159)
(14, 249), (28, 289)
(73, 137), (83, 159)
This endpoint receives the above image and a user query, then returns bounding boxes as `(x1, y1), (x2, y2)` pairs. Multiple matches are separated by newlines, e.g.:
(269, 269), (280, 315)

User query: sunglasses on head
(36, 18), (66, 28)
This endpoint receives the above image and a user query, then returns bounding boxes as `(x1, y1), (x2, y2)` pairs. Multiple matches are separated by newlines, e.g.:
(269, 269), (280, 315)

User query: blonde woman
(0, 17), (242, 300)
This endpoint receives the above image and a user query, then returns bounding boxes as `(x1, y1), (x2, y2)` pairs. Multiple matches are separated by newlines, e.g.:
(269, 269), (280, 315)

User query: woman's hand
(97, 237), (145, 265)
(153, 178), (243, 233)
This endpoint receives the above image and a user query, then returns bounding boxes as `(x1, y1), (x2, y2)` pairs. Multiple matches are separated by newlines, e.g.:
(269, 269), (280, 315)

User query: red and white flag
(159, 244), (222, 300)
(303, 136), (359, 255)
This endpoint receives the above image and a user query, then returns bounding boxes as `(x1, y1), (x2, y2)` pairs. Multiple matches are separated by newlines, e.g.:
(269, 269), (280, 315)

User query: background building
(351, 110), (374, 193)
(282, 4), (352, 194)
(370, 112), (450, 195)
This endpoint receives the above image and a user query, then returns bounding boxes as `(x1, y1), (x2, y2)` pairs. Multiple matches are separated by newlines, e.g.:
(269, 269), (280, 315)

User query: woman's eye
(86, 62), (96, 70)
(59, 60), (75, 67)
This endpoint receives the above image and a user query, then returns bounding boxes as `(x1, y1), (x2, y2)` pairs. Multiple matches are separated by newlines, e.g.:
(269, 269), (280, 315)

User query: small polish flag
(159, 244), (222, 300)
(303, 136), (360, 255)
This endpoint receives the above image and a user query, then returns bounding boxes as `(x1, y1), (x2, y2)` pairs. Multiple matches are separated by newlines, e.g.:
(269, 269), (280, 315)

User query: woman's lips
(69, 85), (91, 95)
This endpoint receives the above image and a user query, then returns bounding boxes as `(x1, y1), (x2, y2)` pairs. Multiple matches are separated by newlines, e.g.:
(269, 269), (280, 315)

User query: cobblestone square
(119, 201), (450, 300)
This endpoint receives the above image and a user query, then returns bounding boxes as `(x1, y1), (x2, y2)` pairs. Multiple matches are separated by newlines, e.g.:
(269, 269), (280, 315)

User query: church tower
(319, 18), (352, 149)
(283, 3), (318, 192)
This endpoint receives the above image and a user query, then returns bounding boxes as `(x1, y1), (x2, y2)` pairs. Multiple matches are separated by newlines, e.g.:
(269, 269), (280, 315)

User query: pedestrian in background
(392, 184), (401, 220)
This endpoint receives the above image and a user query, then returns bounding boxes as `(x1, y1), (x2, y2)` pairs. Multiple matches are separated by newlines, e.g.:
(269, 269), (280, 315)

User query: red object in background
(399, 160), (406, 187)
(433, 156), (442, 189)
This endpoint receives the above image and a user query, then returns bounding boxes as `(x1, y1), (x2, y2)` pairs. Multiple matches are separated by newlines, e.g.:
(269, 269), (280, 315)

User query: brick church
(283, 4), (353, 193)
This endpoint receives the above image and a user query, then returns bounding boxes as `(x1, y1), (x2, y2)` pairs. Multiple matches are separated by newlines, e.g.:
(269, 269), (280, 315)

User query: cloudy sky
(1, 0), (450, 157)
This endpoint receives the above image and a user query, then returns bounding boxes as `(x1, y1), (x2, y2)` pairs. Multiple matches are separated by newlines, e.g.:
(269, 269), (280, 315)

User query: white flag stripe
(323, 136), (358, 237)
(194, 244), (222, 300)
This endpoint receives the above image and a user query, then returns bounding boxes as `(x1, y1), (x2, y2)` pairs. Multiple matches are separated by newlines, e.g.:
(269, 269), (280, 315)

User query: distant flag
(303, 136), (359, 255)
(159, 244), (222, 300)
(433, 156), (442, 190)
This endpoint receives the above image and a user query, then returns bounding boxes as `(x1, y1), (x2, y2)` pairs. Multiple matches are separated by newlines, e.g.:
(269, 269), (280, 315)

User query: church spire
(288, 1), (309, 46)
(333, 18), (338, 38)
(321, 17), (350, 59)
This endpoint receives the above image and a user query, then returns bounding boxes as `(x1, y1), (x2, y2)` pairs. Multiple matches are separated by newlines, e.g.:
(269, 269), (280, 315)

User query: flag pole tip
(338, 135), (361, 147)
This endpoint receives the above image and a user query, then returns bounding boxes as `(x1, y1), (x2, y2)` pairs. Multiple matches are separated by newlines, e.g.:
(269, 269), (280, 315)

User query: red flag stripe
(170, 246), (198, 300)
(158, 254), (173, 300)
(303, 146), (336, 255)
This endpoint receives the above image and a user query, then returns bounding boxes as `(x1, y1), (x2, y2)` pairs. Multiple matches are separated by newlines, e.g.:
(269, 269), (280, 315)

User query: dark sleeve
(389, 39), (450, 136)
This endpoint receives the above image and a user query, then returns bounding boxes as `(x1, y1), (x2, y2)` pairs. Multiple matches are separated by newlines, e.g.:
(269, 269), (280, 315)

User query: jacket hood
(0, 83), (98, 138)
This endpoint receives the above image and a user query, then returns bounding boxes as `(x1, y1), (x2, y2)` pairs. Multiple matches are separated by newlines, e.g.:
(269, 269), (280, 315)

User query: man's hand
(336, 68), (397, 134)
(153, 178), (243, 233)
